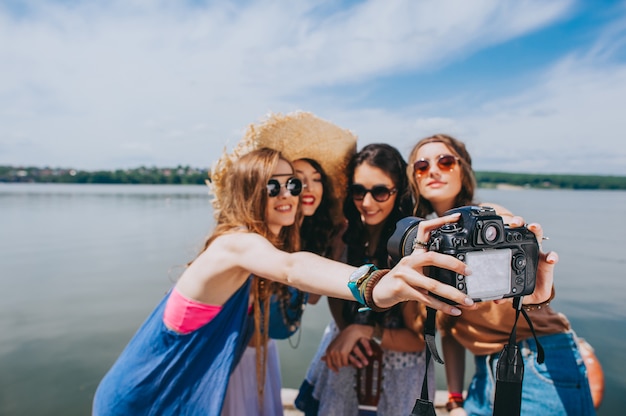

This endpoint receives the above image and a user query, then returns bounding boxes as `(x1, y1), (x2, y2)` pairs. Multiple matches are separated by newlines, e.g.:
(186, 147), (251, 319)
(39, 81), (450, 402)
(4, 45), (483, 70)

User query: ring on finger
(413, 238), (429, 250)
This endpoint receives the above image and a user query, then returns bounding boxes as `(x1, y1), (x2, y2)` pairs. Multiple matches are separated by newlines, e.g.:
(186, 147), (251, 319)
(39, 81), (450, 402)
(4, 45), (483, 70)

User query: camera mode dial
(440, 223), (459, 232)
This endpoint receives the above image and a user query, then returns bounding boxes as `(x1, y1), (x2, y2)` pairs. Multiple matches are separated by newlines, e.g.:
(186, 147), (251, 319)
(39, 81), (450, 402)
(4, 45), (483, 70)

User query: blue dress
(93, 278), (254, 416)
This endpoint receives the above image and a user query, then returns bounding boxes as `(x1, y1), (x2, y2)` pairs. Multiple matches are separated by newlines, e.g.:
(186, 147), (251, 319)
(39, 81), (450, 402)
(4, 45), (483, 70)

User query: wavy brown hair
(298, 158), (340, 256)
(198, 147), (301, 403)
(407, 134), (477, 217)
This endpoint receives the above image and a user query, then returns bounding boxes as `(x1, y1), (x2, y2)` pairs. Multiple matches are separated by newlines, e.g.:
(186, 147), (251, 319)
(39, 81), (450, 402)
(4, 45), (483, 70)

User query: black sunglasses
(349, 184), (397, 202)
(413, 154), (459, 177)
(267, 177), (303, 197)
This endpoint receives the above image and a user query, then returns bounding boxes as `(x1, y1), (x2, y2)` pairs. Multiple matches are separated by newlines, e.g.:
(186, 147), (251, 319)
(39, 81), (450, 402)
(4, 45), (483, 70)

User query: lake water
(1, 183), (624, 415)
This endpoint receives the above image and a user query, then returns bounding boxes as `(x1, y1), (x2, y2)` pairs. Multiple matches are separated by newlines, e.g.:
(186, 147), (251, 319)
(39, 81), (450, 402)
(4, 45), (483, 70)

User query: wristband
(362, 269), (391, 312)
(446, 392), (464, 411)
(523, 285), (555, 312)
(348, 264), (378, 306)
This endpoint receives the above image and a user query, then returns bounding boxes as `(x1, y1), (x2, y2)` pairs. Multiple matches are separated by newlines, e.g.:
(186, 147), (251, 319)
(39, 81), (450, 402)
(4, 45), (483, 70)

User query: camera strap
(410, 341), (437, 416)
(411, 300), (545, 416)
(493, 297), (545, 416)
(410, 306), (440, 416)
(424, 306), (445, 364)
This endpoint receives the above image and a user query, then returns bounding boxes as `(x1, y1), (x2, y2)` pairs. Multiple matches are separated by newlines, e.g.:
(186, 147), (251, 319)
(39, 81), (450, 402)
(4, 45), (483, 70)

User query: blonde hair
(407, 134), (477, 217)
(203, 147), (301, 403)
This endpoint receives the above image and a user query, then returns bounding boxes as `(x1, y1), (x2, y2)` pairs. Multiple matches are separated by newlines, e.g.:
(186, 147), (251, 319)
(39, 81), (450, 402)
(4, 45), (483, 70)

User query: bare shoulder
(205, 230), (289, 272)
(210, 230), (272, 253)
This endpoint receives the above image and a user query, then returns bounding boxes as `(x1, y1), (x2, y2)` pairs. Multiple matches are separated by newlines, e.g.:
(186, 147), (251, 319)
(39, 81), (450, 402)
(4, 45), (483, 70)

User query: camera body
(388, 206), (539, 301)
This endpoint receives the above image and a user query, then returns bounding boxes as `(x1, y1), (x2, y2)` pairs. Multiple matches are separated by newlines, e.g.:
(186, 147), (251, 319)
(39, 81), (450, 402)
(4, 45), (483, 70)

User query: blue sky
(1, 0), (625, 175)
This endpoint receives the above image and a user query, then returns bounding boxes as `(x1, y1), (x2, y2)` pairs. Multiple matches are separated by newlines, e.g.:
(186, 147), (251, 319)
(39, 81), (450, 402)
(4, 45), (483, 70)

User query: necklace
(275, 287), (307, 348)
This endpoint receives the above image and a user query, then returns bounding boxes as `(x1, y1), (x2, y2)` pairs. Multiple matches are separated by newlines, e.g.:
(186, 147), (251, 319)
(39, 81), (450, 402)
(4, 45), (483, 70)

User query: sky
(1, 0), (625, 175)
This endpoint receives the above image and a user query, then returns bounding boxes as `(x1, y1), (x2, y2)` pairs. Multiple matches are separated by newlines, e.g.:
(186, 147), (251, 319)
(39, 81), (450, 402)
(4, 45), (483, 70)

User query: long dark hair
(298, 158), (337, 256)
(343, 143), (413, 267)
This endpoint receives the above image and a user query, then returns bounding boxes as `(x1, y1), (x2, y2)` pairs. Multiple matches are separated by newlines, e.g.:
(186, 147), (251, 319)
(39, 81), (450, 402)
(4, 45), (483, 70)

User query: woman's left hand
(523, 222), (558, 305)
(495, 220), (558, 306)
(321, 324), (373, 372)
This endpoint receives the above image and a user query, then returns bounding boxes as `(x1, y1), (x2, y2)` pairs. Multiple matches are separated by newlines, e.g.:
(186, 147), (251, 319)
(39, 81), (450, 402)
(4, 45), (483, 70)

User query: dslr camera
(388, 206), (539, 301)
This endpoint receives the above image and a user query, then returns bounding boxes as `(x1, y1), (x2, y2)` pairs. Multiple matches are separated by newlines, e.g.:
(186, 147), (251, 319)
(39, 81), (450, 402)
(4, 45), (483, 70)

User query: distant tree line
(1, 165), (624, 190)
(0, 165), (209, 185)
(475, 171), (626, 190)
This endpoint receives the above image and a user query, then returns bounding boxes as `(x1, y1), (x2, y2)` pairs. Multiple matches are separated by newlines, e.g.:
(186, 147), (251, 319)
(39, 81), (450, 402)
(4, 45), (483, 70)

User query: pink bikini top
(163, 287), (222, 334)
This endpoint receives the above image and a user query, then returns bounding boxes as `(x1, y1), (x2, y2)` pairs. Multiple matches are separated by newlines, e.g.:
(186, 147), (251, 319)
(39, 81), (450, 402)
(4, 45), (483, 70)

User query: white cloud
(3, 0), (624, 175)
(341, 53), (626, 175)
(450, 15), (626, 175)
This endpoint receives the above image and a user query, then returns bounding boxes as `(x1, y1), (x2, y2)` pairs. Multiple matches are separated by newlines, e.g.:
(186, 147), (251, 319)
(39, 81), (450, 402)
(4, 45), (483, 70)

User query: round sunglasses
(267, 177), (303, 197)
(413, 154), (459, 177)
(349, 184), (397, 202)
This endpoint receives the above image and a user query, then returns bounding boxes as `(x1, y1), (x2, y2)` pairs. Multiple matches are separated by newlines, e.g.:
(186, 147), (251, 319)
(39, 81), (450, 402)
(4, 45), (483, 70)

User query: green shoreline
(1, 165), (625, 190)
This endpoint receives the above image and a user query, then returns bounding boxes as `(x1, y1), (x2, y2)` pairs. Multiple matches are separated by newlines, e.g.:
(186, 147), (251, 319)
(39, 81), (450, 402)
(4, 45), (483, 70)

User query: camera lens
(482, 224), (500, 244)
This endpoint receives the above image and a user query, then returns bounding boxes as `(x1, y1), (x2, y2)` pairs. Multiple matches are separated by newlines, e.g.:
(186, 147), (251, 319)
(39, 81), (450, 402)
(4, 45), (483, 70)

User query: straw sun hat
(209, 111), (357, 219)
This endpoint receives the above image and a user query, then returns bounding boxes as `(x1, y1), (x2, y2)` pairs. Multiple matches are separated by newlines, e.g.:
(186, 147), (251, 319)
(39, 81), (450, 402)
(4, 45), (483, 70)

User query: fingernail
(465, 267), (472, 276)
(464, 297), (474, 306)
(451, 307), (462, 316)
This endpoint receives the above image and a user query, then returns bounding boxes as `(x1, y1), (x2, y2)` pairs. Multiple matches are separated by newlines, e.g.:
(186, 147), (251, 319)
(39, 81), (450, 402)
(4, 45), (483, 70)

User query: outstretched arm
(178, 213), (475, 314)
(246, 214), (474, 313)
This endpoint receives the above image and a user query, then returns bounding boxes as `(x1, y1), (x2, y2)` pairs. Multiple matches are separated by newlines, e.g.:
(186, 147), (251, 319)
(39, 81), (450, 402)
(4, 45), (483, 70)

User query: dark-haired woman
(297, 143), (435, 416)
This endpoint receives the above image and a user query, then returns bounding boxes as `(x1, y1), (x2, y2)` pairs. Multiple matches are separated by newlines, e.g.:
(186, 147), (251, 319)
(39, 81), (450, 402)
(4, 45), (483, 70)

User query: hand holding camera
(389, 206), (540, 303)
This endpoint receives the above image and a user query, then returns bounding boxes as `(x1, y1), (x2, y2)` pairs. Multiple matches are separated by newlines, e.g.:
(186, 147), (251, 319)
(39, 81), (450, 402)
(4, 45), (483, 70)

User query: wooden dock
(281, 388), (452, 415)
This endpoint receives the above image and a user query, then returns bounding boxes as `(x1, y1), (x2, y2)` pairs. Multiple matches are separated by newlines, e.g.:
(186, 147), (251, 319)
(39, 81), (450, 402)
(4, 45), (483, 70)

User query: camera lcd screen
(464, 249), (512, 300)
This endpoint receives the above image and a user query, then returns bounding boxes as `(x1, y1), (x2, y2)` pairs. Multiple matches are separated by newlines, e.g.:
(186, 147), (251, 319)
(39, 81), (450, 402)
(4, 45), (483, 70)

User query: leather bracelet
(363, 269), (391, 312)
(523, 285), (556, 312)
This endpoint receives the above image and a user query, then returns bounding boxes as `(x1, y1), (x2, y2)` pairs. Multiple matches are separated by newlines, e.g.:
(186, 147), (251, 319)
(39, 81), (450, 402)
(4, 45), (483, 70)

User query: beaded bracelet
(523, 285), (556, 312)
(363, 269), (391, 312)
